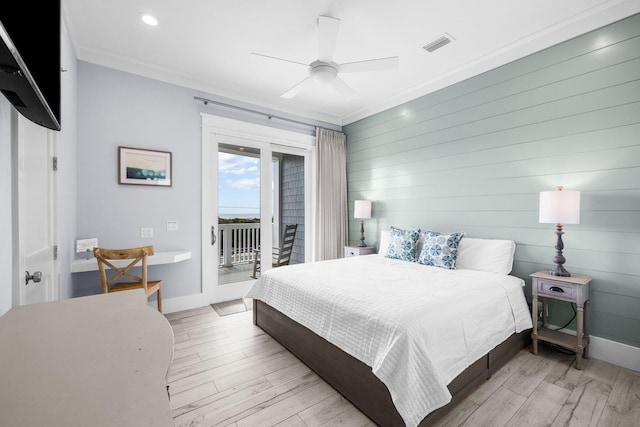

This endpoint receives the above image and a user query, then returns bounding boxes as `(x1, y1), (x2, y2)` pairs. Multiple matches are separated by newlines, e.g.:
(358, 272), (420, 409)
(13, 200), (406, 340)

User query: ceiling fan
(252, 15), (399, 99)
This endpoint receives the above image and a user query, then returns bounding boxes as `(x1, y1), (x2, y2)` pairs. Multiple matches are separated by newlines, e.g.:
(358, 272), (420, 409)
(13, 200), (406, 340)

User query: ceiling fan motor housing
(309, 60), (338, 84)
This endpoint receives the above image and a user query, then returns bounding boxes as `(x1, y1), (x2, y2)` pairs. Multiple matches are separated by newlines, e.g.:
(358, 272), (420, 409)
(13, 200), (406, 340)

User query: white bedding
(245, 255), (533, 427)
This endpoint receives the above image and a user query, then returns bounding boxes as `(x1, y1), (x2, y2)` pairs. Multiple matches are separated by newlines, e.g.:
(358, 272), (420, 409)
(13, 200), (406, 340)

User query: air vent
(423, 33), (454, 53)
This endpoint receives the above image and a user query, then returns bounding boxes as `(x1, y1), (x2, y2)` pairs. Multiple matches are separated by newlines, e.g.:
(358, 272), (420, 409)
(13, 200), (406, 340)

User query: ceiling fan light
(310, 64), (337, 84)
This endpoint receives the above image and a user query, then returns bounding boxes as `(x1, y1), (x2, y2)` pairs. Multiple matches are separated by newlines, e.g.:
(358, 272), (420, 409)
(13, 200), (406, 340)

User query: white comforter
(245, 255), (532, 427)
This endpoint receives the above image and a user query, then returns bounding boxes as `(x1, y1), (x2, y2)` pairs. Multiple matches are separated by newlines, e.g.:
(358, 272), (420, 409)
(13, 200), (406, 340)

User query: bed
(245, 230), (533, 426)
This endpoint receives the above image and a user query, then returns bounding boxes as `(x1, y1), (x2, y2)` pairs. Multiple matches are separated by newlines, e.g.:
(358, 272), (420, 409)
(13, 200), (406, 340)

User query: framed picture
(118, 146), (172, 187)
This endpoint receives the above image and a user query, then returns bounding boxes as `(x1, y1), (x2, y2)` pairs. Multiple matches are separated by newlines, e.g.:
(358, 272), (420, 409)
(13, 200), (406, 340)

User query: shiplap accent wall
(344, 14), (640, 349)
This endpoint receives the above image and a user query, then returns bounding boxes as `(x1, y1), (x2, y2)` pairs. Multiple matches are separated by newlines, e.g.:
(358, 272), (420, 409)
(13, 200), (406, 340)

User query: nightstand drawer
(537, 279), (575, 300)
(345, 248), (359, 257)
(344, 246), (375, 257)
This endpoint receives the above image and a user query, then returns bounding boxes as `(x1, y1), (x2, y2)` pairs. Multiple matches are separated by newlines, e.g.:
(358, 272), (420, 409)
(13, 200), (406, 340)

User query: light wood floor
(165, 305), (639, 427)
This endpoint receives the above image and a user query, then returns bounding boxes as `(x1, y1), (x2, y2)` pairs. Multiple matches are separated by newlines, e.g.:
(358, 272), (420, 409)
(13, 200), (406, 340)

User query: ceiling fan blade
(330, 76), (358, 99)
(251, 52), (308, 68)
(339, 56), (399, 73)
(280, 77), (313, 99)
(318, 16), (340, 62)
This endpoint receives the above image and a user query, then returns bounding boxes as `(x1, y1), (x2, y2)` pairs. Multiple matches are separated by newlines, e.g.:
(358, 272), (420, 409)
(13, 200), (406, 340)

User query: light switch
(167, 221), (179, 231)
(141, 227), (154, 238)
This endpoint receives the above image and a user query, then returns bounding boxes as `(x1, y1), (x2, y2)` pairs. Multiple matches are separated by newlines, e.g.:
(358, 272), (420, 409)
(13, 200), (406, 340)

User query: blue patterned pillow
(385, 227), (421, 262)
(418, 230), (465, 269)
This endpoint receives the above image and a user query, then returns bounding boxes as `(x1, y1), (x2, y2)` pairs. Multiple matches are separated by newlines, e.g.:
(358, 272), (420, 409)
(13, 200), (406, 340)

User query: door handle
(211, 225), (217, 245)
(25, 270), (42, 285)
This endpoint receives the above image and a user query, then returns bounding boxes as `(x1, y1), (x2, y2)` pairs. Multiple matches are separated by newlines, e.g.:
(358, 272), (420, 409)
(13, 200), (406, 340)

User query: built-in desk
(0, 290), (175, 427)
(71, 250), (191, 273)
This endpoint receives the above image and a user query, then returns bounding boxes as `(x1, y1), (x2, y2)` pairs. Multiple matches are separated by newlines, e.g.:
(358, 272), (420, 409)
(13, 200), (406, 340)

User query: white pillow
(378, 230), (391, 255)
(455, 237), (516, 275)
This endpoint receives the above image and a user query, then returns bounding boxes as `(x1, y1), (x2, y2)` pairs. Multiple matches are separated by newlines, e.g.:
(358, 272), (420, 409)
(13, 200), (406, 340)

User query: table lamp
(539, 186), (580, 276)
(354, 200), (372, 247)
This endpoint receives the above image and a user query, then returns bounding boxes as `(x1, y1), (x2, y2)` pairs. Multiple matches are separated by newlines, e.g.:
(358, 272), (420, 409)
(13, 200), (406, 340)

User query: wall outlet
(141, 227), (154, 238)
(167, 221), (179, 231)
(76, 238), (98, 253)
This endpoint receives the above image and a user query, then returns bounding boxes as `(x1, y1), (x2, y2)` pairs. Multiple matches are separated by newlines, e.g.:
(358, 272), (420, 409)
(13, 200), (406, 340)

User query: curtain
(314, 127), (348, 261)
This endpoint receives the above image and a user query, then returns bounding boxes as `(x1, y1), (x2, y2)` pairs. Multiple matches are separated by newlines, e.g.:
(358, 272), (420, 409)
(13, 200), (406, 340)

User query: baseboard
(157, 282), (256, 314)
(590, 335), (640, 373)
(150, 292), (208, 314)
(550, 324), (639, 372)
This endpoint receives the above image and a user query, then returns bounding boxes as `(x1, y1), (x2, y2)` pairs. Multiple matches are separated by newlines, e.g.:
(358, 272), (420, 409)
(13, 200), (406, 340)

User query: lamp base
(359, 220), (366, 247)
(548, 266), (571, 277)
(549, 224), (571, 277)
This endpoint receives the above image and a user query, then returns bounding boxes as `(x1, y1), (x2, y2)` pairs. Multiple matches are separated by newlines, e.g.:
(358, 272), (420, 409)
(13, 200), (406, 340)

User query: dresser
(530, 270), (592, 369)
(0, 290), (175, 426)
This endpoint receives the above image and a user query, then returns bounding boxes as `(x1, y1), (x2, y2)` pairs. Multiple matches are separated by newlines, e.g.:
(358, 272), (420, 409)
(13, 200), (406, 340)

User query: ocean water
(219, 212), (260, 219)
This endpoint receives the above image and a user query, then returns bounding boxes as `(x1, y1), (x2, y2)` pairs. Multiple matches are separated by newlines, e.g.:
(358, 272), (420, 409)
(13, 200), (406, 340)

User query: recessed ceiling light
(140, 13), (159, 26)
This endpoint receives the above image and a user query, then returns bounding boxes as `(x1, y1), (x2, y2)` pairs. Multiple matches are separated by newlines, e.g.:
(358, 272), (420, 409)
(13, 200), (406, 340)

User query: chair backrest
(275, 224), (297, 266)
(93, 245), (154, 293)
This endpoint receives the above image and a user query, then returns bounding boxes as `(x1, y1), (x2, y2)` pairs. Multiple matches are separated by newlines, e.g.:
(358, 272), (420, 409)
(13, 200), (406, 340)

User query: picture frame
(118, 146), (172, 187)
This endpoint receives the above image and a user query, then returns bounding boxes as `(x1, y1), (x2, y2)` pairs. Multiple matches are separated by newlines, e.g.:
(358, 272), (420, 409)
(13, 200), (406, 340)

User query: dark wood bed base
(254, 299), (531, 426)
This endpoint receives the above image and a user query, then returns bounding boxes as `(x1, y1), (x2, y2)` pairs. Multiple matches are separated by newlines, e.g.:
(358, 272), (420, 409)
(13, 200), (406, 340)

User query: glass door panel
(217, 143), (261, 288)
(271, 149), (305, 266)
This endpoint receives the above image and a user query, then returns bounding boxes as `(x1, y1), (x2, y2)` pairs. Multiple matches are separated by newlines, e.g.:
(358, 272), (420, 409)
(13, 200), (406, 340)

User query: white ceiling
(61, 0), (640, 126)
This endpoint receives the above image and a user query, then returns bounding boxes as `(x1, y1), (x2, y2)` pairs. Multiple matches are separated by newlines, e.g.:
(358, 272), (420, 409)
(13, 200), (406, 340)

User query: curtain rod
(194, 96), (319, 130)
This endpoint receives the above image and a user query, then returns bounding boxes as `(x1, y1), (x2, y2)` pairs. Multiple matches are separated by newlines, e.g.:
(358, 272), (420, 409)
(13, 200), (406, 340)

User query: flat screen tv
(0, 0), (61, 131)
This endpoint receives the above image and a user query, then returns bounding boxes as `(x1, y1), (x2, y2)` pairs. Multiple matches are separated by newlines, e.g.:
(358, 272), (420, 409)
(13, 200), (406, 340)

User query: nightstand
(530, 270), (592, 369)
(344, 246), (375, 257)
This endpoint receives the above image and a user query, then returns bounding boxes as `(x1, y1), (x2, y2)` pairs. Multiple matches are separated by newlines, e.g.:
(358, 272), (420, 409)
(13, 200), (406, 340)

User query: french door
(201, 114), (314, 304)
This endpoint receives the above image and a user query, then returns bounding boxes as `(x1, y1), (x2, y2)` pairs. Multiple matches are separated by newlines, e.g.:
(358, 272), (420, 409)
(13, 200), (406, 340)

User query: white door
(14, 113), (58, 305)
(213, 134), (268, 303)
(201, 114), (314, 305)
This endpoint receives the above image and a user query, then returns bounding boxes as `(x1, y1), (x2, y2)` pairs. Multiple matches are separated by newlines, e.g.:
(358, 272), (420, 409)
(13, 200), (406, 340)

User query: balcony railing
(218, 223), (260, 267)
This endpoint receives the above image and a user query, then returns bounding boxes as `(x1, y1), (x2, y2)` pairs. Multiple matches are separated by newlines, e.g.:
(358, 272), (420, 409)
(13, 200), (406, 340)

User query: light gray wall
(73, 62), (202, 298)
(72, 61), (336, 300)
(344, 14), (640, 348)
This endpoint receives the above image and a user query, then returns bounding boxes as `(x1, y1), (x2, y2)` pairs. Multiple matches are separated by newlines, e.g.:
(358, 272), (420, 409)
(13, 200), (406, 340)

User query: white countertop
(0, 290), (175, 426)
(71, 250), (192, 273)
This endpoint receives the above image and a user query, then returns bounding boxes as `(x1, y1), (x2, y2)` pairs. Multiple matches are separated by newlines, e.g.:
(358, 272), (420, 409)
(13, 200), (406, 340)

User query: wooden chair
(93, 245), (162, 312)
(251, 224), (297, 279)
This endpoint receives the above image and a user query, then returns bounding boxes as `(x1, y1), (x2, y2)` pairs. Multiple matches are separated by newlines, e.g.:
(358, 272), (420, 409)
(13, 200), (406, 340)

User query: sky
(218, 152), (261, 218)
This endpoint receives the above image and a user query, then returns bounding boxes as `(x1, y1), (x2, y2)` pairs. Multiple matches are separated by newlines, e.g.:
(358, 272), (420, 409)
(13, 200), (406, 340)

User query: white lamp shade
(539, 190), (580, 224)
(354, 200), (372, 219)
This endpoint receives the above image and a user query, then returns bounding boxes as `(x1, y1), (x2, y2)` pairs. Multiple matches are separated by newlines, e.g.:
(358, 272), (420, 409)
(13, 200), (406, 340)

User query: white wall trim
(590, 335), (640, 373)
(201, 113), (316, 149)
(154, 292), (208, 314)
(548, 324), (639, 372)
